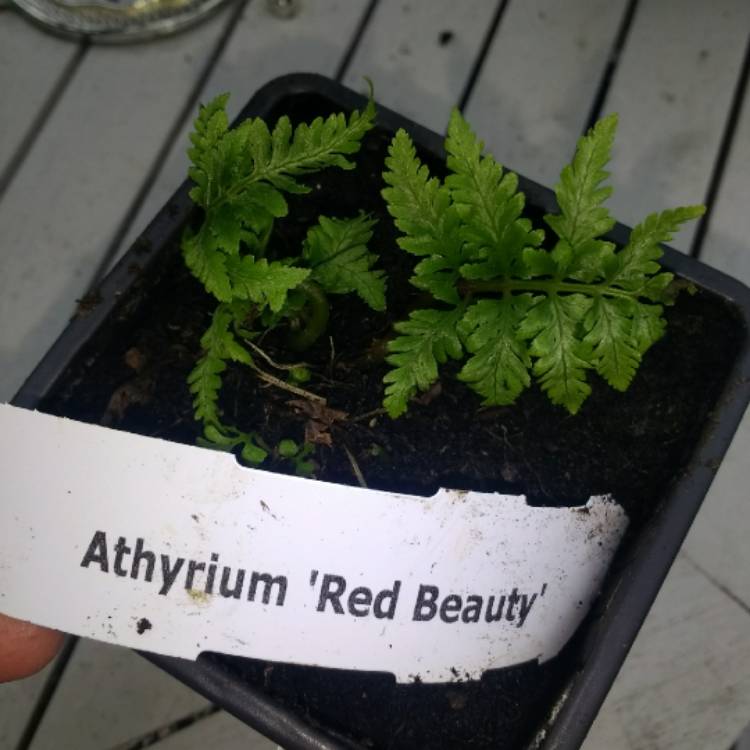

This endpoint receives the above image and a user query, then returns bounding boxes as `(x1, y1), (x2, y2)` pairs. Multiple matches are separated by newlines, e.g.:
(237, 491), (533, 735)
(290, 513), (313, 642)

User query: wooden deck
(1, 1), (749, 748)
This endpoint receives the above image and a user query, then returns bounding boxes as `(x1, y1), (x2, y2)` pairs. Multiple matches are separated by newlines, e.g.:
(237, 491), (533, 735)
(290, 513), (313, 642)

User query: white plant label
(0, 404), (628, 683)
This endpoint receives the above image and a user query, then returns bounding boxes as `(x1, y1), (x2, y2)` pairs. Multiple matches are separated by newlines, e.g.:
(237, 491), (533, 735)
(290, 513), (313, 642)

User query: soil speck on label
(136, 617), (152, 634)
(187, 589), (210, 604)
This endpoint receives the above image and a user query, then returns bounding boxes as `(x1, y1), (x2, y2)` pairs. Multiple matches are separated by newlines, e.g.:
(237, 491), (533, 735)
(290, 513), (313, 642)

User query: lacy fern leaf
(382, 109), (704, 416)
(445, 109), (544, 278)
(582, 297), (641, 391)
(518, 294), (593, 412)
(545, 114), (617, 249)
(184, 92), (376, 305)
(247, 104), (377, 191)
(458, 296), (533, 405)
(183, 93), (382, 467)
(187, 304), (267, 463)
(383, 308), (464, 418)
(182, 227), (232, 302)
(609, 207), (703, 296)
(382, 129), (464, 303)
(303, 213), (385, 310)
(225, 256), (310, 313)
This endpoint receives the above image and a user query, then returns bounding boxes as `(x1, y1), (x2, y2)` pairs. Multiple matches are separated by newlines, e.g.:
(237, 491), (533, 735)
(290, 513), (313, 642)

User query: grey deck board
(0, 7), (236, 402)
(464, 0), (629, 186)
(147, 711), (276, 750)
(600, 0), (750, 252)
(680, 71), (750, 611)
(584, 555), (750, 750)
(28, 641), (209, 750)
(682, 413), (750, 611)
(0, 659), (54, 749)
(701, 71), (750, 284)
(343, 0), (499, 130)
(0, 14), (77, 188)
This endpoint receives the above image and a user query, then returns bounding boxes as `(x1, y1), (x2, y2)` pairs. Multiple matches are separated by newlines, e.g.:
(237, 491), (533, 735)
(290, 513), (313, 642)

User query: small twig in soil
(327, 335), (336, 378)
(244, 339), (310, 372)
(350, 407), (387, 423)
(343, 444), (368, 488)
(249, 362), (326, 404)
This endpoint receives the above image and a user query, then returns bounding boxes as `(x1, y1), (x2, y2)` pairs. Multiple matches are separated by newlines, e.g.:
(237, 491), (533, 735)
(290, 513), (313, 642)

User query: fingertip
(0, 614), (64, 682)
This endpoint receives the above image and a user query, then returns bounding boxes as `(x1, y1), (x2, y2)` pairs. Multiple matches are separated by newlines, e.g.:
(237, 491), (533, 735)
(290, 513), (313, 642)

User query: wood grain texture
(682, 412), (750, 610)
(584, 555), (750, 750)
(0, 14), (78, 187)
(464, 0), (629, 186)
(601, 0), (750, 252)
(29, 641), (209, 750)
(0, 7), (235, 402)
(149, 711), (276, 750)
(700, 73), (750, 284)
(0, 659), (54, 749)
(343, 0), (499, 130)
(685, 75), (750, 609)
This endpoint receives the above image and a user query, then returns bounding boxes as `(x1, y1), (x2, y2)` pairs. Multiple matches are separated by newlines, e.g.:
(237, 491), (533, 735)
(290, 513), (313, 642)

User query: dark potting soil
(38, 94), (745, 749)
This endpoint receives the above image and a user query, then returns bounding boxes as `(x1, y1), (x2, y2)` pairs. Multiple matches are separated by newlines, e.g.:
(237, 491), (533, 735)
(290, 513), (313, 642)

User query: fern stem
(286, 280), (330, 351)
(460, 278), (636, 300)
(243, 339), (310, 372)
(248, 361), (327, 404)
(255, 218), (273, 258)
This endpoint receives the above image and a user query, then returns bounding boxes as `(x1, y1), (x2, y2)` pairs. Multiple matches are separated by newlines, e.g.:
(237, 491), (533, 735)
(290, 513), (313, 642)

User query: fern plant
(382, 111), (704, 417)
(183, 93), (383, 464)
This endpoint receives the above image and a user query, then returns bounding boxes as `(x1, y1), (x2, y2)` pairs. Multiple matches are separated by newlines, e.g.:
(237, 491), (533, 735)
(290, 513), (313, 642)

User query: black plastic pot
(13, 74), (750, 750)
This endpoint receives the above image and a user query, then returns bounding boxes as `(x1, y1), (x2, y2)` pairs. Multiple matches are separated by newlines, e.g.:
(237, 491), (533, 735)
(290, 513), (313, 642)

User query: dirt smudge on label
(136, 617), (152, 634)
(187, 589), (210, 605)
(260, 500), (279, 520)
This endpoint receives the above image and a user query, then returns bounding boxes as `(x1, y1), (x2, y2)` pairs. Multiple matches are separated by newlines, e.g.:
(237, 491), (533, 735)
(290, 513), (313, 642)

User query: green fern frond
(303, 213), (385, 310)
(188, 352), (226, 426)
(247, 99), (377, 192)
(187, 305), (267, 464)
(225, 256), (310, 313)
(182, 227), (232, 302)
(184, 92), (376, 303)
(608, 206), (705, 296)
(183, 93), (382, 467)
(518, 294), (593, 413)
(629, 301), (667, 356)
(458, 296), (533, 405)
(582, 297), (641, 391)
(445, 108), (544, 277)
(382, 129), (464, 303)
(187, 93), (230, 209)
(188, 305), (249, 423)
(545, 114), (617, 249)
(383, 308), (464, 418)
(382, 109), (704, 416)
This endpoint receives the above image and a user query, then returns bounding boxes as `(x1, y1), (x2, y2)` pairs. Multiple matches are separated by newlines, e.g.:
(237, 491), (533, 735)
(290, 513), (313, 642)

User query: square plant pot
(11, 74), (750, 749)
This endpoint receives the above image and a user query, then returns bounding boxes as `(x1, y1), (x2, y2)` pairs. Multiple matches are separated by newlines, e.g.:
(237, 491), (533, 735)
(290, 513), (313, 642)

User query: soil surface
(40, 93), (745, 749)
